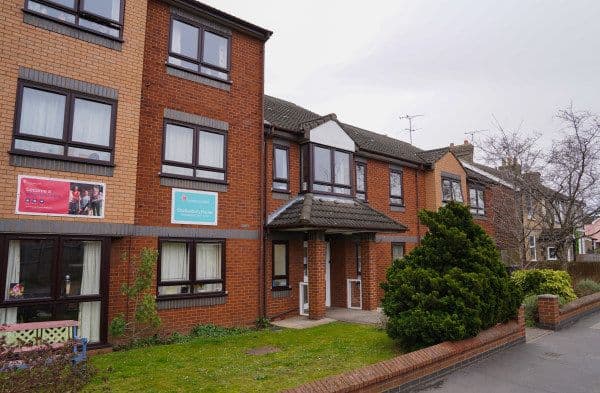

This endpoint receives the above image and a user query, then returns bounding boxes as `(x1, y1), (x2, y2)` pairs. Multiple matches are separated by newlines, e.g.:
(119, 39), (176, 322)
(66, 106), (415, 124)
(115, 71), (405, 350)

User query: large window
(469, 187), (485, 216)
(356, 162), (367, 201)
(158, 240), (225, 298)
(24, 0), (124, 39)
(272, 242), (289, 289)
(392, 243), (405, 261)
(311, 144), (352, 195)
(12, 81), (116, 164)
(168, 17), (231, 81)
(389, 169), (403, 206)
(162, 122), (227, 182)
(442, 177), (463, 203)
(0, 236), (106, 344)
(273, 145), (289, 192)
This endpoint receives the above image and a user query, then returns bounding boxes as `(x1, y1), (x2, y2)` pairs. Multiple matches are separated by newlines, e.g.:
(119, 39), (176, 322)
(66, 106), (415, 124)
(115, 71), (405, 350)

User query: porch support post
(360, 234), (379, 311)
(307, 231), (327, 320)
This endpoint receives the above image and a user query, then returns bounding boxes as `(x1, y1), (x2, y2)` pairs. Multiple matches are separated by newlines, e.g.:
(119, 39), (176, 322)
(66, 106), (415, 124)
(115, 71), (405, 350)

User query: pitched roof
(267, 194), (407, 232)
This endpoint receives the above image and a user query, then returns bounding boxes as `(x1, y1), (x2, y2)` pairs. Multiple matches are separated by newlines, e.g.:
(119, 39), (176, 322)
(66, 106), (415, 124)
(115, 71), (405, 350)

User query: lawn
(85, 322), (400, 393)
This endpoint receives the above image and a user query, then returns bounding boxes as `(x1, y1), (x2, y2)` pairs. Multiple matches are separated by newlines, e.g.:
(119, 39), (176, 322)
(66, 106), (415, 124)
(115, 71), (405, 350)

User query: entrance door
(325, 241), (331, 307)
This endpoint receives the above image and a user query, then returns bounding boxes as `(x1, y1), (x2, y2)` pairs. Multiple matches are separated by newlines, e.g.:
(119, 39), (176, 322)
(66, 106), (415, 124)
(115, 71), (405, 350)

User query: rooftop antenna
(399, 114), (424, 145)
(464, 129), (488, 143)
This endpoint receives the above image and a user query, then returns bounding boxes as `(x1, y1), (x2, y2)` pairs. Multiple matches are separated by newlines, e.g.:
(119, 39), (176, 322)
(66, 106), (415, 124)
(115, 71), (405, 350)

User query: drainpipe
(415, 167), (421, 244)
(258, 45), (267, 320)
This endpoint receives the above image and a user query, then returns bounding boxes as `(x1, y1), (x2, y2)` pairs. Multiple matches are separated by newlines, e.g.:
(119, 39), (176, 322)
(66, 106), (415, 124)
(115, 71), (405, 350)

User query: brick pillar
(537, 294), (560, 329)
(308, 232), (327, 320)
(360, 235), (378, 311)
(517, 305), (526, 337)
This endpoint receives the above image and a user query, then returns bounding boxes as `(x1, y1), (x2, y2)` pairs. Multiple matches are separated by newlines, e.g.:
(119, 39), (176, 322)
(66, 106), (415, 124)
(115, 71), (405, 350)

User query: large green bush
(381, 202), (523, 351)
(511, 269), (577, 302)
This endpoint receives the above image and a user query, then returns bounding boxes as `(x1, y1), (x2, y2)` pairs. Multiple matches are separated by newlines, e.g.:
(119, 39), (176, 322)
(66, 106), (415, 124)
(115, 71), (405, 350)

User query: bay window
(161, 122), (227, 182)
(389, 169), (403, 206)
(442, 177), (463, 203)
(158, 240), (225, 298)
(273, 145), (289, 192)
(469, 187), (485, 216)
(311, 144), (352, 195)
(272, 242), (289, 289)
(356, 162), (367, 201)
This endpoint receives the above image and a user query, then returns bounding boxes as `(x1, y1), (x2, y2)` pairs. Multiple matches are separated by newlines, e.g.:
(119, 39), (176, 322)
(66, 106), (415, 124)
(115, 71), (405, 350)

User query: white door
(325, 241), (331, 307)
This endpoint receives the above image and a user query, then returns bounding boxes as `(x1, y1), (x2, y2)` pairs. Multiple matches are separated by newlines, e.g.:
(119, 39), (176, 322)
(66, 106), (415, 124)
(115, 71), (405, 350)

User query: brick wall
(538, 292), (600, 330)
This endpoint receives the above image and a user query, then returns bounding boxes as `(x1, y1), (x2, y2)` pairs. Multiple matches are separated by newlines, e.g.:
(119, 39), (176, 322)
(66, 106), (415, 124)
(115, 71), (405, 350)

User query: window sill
(166, 64), (231, 92)
(159, 173), (227, 185)
(390, 205), (406, 212)
(10, 150), (114, 167)
(472, 214), (487, 220)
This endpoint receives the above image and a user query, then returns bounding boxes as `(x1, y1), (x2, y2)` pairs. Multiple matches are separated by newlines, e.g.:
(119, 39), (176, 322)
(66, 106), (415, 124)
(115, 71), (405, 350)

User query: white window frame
(529, 236), (537, 261)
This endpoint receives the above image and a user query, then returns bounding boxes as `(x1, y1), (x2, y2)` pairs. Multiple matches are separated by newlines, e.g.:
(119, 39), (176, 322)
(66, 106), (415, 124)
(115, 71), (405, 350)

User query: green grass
(85, 322), (400, 393)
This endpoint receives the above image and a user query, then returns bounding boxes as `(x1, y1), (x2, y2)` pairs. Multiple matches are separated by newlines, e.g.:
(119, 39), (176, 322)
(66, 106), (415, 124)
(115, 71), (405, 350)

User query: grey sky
(202, 0), (600, 150)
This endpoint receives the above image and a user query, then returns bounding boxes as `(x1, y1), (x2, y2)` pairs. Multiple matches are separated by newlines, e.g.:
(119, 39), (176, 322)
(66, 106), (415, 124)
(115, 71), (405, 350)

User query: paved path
(418, 312), (600, 393)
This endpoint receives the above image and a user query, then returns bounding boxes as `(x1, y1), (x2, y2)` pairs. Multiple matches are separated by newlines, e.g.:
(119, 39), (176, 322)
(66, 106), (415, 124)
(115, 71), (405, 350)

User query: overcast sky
(202, 0), (599, 150)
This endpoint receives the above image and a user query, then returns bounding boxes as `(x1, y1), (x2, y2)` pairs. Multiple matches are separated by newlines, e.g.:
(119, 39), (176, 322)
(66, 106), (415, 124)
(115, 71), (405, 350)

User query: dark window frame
(0, 234), (110, 346)
(272, 144), (290, 193)
(389, 168), (404, 206)
(355, 161), (367, 201)
(469, 185), (486, 216)
(271, 241), (289, 290)
(11, 80), (117, 166)
(160, 119), (228, 184)
(441, 177), (463, 203)
(308, 142), (354, 197)
(391, 242), (405, 261)
(167, 14), (232, 83)
(157, 238), (226, 300)
(23, 0), (126, 41)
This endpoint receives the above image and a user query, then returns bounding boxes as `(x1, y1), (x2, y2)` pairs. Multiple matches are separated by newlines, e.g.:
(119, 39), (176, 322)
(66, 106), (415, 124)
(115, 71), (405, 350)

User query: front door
(325, 241), (331, 307)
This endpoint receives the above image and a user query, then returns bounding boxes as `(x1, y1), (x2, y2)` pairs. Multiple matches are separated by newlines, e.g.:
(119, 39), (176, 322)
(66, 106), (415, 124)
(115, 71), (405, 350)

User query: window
(355, 242), (362, 276)
(272, 242), (289, 289)
(356, 162), (366, 201)
(161, 122), (227, 182)
(392, 243), (405, 261)
(442, 177), (463, 203)
(529, 236), (537, 261)
(25, 0), (124, 39)
(158, 240), (225, 297)
(168, 17), (231, 81)
(526, 195), (534, 219)
(273, 145), (289, 192)
(311, 144), (352, 195)
(12, 81), (116, 164)
(1, 236), (106, 343)
(389, 169), (403, 206)
(469, 187), (485, 216)
(547, 246), (558, 261)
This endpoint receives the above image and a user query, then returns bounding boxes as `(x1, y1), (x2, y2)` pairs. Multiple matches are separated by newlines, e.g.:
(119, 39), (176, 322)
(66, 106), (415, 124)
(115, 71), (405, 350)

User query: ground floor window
(272, 242), (289, 289)
(529, 236), (537, 261)
(547, 246), (558, 261)
(392, 242), (405, 261)
(0, 236), (107, 344)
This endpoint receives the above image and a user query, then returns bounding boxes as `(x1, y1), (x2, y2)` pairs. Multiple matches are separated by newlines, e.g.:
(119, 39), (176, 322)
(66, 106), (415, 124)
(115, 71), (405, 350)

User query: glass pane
(14, 139), (64, 155)
(198, 131), (224, 169)
(19, 87), (66, 139)
(390, 172), (402, 197)
(82, 0), (121, 21)
(200, 66), (228, 80)
(477, 190), (485, 209)
(274, 148), (288, 179)
(79, 18), (120, 37)
(273, 182), (288, 191)
(390, 197), (403, 205)
(68, 147), (111, 162)
(60, 241), (101, 297)
(158, 285), (191, 296)
(452, 181), (463, 202)
(392, 244), (404, 261)
(171, 20), (199, 59)
(27, 2), (76, 23)
(314, 146), (331, 183)
(273, 244), (286, 276)
(356, 164), (365, 192)
(3, 305), (53, 326)
(47, 0), (76, 7)
(196, 243), (222, 280)
(168, 56), (199, 72)
(194, 283), (222, 293)
(333, 187), (351, 195)
(196, 170), (225, 181)
(334, 151), (350, 185)
(272, 279), (288, 287)
(71, 98), (112, 147)
(5, 240), (54, 301)
(469, 189), (477, 206)
(356, 192), (366, 201)
(55, 302), (101, 343)
(442, 180), (453, 201)
(164, 124), (194, 164)
(162, 165), (194, 177)
(313, 184), (332, 193)
(161, 242), (189, 282)
(203, 31), (229, 68)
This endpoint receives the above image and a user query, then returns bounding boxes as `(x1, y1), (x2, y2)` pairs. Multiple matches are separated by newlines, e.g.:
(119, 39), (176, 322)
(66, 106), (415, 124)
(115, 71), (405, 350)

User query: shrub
(522, 294), (539, 327)
(512, 269), (577, 302)
(381, 202), (523, 352)
(574, 279), (600, 297)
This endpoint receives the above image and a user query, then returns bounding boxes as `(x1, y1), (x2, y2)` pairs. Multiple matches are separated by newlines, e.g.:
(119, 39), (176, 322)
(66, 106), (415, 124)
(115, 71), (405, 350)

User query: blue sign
(171, 189), (218, 225)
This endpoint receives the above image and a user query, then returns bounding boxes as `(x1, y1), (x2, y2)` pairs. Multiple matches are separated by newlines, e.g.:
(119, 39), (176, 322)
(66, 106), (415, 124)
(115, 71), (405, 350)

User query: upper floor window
(273, 145), (289, 192)
(526, 195), (534, 219)
(25, 0), (124, 39)
(442, 177), (463, 203)
(161, 122), (227, 182)
(469, 187), (485, 216)
(356, 162), (366, 201)
(12, 81), (116, 164)
(168, 17), (230, 81)
(311, 144), (351, 196)
(389, 169), (403, 206)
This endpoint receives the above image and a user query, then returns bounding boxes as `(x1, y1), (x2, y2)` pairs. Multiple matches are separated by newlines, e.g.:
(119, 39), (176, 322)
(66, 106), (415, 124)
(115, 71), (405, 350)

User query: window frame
(23, 0), (126, 41)
(547, 246), (558, 261)
(391, 242), (405, 262)
(355, 161), (367, 201)
(167, 14), (232, 83)
(469, 185), (486, 216)
(156, 238), (226, 300)
(272, 144), (290, 192)
(309, 143), (354, 197)
(271, 241), (289, 290)
(160, 119), (228, 184)
(389, 168), (404, 207)
(529, 236), (537, 261)
(441, 177), (463, 204)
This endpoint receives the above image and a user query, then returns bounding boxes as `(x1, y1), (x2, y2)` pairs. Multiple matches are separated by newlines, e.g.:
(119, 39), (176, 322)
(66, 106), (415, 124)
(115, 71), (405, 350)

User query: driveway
(417, 312), (600, 393)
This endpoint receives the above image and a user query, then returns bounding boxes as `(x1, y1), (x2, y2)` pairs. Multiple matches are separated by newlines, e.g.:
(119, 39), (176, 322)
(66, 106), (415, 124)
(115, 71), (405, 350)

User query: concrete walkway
(417, 312), (600, 393)
(271, 307), (383, 329)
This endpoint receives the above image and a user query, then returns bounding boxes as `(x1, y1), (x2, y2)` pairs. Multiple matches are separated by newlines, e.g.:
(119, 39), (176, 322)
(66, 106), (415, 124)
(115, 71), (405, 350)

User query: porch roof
(267, 194), (408, 233)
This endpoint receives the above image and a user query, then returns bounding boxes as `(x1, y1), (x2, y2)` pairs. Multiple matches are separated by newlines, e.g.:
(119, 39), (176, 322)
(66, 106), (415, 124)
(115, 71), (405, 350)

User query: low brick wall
(538, 292), (600, 330)
(285, 307), (525, 393)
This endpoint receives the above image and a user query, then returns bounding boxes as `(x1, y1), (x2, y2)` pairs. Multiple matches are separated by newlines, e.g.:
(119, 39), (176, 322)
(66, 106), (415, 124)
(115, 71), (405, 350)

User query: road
(417, 312), (600, 393)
